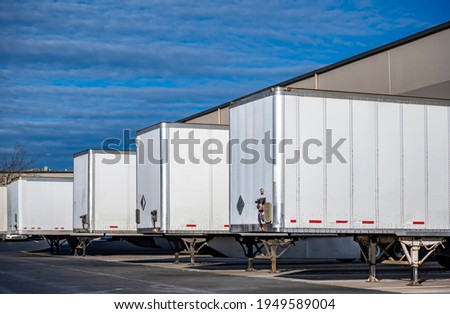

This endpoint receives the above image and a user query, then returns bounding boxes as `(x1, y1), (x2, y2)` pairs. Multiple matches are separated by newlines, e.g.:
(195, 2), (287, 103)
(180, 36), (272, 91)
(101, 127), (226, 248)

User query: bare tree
(1, 143), (35, 185)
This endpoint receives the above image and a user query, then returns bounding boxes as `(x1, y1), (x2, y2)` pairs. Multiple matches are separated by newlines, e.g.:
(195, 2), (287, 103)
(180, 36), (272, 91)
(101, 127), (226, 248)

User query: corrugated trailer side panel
(377, 102), (402, 229)
(92, 152), (137, 233)
(351, 100), (377, 229)
(0, 186), (7, 234)
(73, 153), (89, 231)
(427, 106), (450, 229)
(136, 127), (162, 232)
(210, 129), (230, 231)
(325, 98), (351, 228)
(403, 104), (427, 228)
(284, 96), (326, 228)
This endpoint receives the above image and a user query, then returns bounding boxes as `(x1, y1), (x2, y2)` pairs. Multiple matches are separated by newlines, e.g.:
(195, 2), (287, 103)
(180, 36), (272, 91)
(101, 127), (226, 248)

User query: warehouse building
(179, 21), (450, 125)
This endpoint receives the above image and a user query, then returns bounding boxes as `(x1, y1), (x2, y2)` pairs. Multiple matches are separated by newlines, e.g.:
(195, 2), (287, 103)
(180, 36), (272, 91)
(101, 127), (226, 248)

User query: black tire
(436, 255), (450, 269)
(385, 242), (404, 260)
(359, 245), (382, 262)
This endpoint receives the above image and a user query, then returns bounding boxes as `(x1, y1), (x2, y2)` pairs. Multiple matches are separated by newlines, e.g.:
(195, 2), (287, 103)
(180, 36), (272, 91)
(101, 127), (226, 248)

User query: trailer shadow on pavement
(277, 262), (450, 282)
(121, 254), (450, 283)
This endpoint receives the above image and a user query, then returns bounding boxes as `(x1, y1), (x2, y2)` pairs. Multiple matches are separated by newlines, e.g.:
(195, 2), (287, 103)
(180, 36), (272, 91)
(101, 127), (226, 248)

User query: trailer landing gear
(237, 237), (264, 272)
(357, 235), (445, 285)
(181, 238), (208, 265)
(237, 237), (294, 273)
(399, 238), (444, 286)
(74, 237), (93, 256)
(45, 236), (65, 255)
(166, 237), (208, 265)
(367, 237), (379, 283)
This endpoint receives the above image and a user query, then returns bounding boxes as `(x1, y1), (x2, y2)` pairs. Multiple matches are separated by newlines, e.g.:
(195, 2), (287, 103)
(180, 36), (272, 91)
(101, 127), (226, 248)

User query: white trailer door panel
(137, 128), (161, 231)
(230, 98), (273, 227)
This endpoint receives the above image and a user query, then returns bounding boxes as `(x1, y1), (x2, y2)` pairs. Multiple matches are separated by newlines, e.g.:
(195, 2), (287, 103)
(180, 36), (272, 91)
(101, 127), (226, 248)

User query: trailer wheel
(436, 255), (450, 269)
(359, 245), (382, 262)
(386, 242), (404, 260)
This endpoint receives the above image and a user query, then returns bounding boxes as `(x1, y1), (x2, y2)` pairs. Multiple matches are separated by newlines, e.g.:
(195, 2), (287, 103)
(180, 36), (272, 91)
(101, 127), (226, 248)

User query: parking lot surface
(1, 240), (449, 294)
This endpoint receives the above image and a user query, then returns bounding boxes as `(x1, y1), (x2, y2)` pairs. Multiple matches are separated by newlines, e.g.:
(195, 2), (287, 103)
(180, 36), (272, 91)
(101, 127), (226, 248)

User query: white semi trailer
(72, 150), (138, 255)
(136, 122), (229, 234)
(229, 87), (450, 283)
(136, 122), (229, 263)
(73, 149), (137, 235)
(7, 174), (73, 237)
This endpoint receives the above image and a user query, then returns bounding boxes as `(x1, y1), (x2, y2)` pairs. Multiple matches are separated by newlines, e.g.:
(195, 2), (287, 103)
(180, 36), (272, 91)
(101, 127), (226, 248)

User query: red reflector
(413, 221), (425, 225)
(224, 224), (230, 228)
(309, 220), (322, 224)
(362, 220), (374, 224)
(109, 226), (118, 229)
(61, 227), (64, 229)
(336, 220), (348, 224)
(186, 224), (197, 227)
(31, 227), (35, 230)
(290, 219), (297, 223)
(55, 227), (59, 230)
(24, 227), (27, 229)
(37, 227), (41, 230)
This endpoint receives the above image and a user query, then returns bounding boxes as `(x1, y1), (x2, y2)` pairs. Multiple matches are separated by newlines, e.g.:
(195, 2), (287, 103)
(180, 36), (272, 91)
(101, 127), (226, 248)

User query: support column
(189, 240), (196, 266)
(55, 239), (60, 255)
(270, 243), (278, 274)
(409, 245), (420, 286)
(49, 239), (55, 255)
(166, 237), (182, 264)
(367, 237), (379, 282)
(245, 241), (255, 272)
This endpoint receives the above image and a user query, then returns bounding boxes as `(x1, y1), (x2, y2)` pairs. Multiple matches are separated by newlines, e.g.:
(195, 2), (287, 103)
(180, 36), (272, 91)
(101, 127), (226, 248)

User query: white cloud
(0, 0), (445, 169)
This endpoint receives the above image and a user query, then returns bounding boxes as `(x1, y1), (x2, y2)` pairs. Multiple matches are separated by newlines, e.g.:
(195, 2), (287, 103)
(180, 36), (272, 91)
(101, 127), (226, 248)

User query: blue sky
(1, 0), (449, 170)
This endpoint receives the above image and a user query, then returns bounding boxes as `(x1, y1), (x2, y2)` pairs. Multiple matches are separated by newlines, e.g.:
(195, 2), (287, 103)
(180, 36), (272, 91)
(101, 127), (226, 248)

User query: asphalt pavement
(1, 239), (449, 294)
